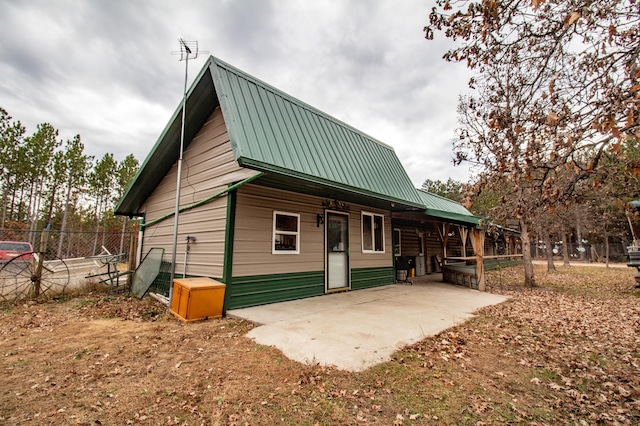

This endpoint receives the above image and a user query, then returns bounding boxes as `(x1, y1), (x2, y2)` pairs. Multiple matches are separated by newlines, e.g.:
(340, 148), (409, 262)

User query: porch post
(471, 228), (486, 291)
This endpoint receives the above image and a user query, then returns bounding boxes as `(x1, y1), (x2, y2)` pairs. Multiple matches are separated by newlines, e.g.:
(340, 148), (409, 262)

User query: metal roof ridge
(210, 55), (396, 152)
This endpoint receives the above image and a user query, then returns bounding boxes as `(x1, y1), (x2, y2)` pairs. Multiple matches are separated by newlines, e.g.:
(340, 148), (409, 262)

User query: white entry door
(326, 212), (350, 291)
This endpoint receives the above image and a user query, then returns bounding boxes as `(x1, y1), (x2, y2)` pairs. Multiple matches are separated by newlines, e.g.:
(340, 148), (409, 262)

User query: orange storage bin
(170, 277), (226, 322)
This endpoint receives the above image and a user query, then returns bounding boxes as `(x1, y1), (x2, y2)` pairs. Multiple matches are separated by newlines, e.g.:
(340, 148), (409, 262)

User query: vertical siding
(422, 222), (443, 274)
(233, 184), (393, 277)
(139, 107), (259, 278)
(395, 227), (420, 256)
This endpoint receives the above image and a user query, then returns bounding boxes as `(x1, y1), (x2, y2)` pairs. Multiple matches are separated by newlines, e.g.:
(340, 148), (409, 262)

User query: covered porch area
(391, 191), (522, 291)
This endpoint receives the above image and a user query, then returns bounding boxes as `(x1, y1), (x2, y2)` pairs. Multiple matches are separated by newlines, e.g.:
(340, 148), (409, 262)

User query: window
(393, 229), (401, 257)
(362, 212), (385, 253)
(273, 211), (300, 254)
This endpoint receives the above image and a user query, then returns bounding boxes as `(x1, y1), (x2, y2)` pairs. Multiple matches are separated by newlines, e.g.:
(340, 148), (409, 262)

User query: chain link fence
(0, 228), (136, 262)
(0, 228), (139, 302)
(0, 228), (177, 301)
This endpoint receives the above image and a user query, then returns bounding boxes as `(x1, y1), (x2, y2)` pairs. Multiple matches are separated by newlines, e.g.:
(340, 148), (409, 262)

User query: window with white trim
(273, 211), (300, 254)
(362, 212), (385, 253)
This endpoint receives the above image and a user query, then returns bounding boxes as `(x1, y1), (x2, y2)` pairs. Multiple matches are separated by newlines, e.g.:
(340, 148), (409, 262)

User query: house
(115, 56), (486, 311)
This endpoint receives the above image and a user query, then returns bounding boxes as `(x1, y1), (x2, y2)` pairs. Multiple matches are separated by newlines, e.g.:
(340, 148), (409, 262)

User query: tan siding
(139, 107), (259, 278)
(141, 107), (257, 219)
(234, 186), (325, 276)
(233, 185), (393, 277)
(349, 209), (393, 269)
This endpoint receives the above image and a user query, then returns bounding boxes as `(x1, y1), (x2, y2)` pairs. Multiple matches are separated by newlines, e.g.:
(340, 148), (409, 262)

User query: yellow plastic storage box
(170, 277), (226, 322)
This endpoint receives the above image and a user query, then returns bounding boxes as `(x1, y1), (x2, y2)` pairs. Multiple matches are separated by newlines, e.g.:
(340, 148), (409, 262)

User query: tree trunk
(605, 229), (610, 268)
(56, 179), (73, 258)
(562, 231), (570, 267)
(576, 217), (585, 261)
(0, 175), (9, 227)
(92, 196), (100, 255)
(10, 183), (17, 222)
(544, 232), (556, 272)
(45, 183), (58, 226)
(520, 219), (536, 287)
(1, 182), (7, 228)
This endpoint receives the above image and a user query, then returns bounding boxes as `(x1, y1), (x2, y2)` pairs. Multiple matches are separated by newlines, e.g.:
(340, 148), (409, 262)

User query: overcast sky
(0, 0), (475, 187)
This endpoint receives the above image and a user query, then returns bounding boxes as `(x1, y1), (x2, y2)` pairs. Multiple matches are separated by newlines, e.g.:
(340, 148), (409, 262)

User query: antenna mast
(168, 39), (203, 309)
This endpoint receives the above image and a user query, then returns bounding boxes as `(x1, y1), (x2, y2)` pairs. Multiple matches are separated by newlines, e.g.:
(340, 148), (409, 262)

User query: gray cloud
(0, 0), (473, 183)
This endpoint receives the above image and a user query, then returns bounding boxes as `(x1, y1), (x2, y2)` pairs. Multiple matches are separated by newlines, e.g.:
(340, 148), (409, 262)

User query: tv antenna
(171, 39), (204, 62)
(168, 39), (208, 310)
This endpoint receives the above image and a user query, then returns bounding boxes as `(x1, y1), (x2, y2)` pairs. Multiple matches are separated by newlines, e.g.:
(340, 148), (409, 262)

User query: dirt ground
(1, 264), (639, 425)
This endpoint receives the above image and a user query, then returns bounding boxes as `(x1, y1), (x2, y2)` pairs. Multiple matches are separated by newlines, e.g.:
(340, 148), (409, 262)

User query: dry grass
(1, 264), (639, 425)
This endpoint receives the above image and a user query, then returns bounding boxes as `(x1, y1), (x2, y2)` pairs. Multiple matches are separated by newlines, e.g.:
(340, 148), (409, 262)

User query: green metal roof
(211, 57), (423, 208)
(416, 189), (482, 226)
(116, 56), (424, 215)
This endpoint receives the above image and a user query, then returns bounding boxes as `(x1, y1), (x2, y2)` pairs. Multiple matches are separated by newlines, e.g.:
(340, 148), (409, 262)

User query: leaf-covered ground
(1, 264), (639, 425)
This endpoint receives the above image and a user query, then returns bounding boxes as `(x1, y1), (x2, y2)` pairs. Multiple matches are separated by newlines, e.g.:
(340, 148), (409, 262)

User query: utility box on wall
(170, 277), (226, 322)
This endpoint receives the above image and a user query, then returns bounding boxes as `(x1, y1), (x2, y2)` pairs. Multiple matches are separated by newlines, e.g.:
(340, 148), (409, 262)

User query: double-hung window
(273, 211), (300, 254)
(361, 212), (385, 253)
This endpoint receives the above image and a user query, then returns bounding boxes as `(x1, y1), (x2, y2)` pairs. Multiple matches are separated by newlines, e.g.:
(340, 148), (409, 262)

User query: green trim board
(228, 268), (395, 309)
(350, 267), (395, 290)
(222, 187), (237, 313)
(141, 172), (263, 229)
(227, 271), (325, 309)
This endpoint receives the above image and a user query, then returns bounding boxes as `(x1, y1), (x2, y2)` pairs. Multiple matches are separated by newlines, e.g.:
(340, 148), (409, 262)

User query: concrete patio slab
(228, 279), (508, 372)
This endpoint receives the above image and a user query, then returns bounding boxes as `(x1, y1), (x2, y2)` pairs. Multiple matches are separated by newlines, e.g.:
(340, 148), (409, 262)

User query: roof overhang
(246, 166), (424, 212)
(391, 210), (484, 228)
(423, 209), (483, 227)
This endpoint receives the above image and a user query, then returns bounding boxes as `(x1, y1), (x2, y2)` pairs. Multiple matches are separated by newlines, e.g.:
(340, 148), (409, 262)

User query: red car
(0, 241), (34, 262)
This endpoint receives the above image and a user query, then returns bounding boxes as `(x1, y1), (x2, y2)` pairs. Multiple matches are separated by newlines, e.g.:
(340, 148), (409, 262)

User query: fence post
(128, 232), (138, 274)
(33, 229), (48, 297)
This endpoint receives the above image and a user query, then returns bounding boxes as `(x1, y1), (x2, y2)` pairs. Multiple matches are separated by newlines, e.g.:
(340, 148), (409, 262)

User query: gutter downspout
(136, 216), (144, 269)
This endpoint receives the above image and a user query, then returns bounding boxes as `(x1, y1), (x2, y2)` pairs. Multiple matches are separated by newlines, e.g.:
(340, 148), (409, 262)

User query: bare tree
(426, 0), (640, 286)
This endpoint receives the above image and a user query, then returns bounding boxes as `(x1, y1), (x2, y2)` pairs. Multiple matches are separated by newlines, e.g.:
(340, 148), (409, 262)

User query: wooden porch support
(470, 228), (485, 291)
(434, 222), (451, 264)
(459, 226), (468, 257)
